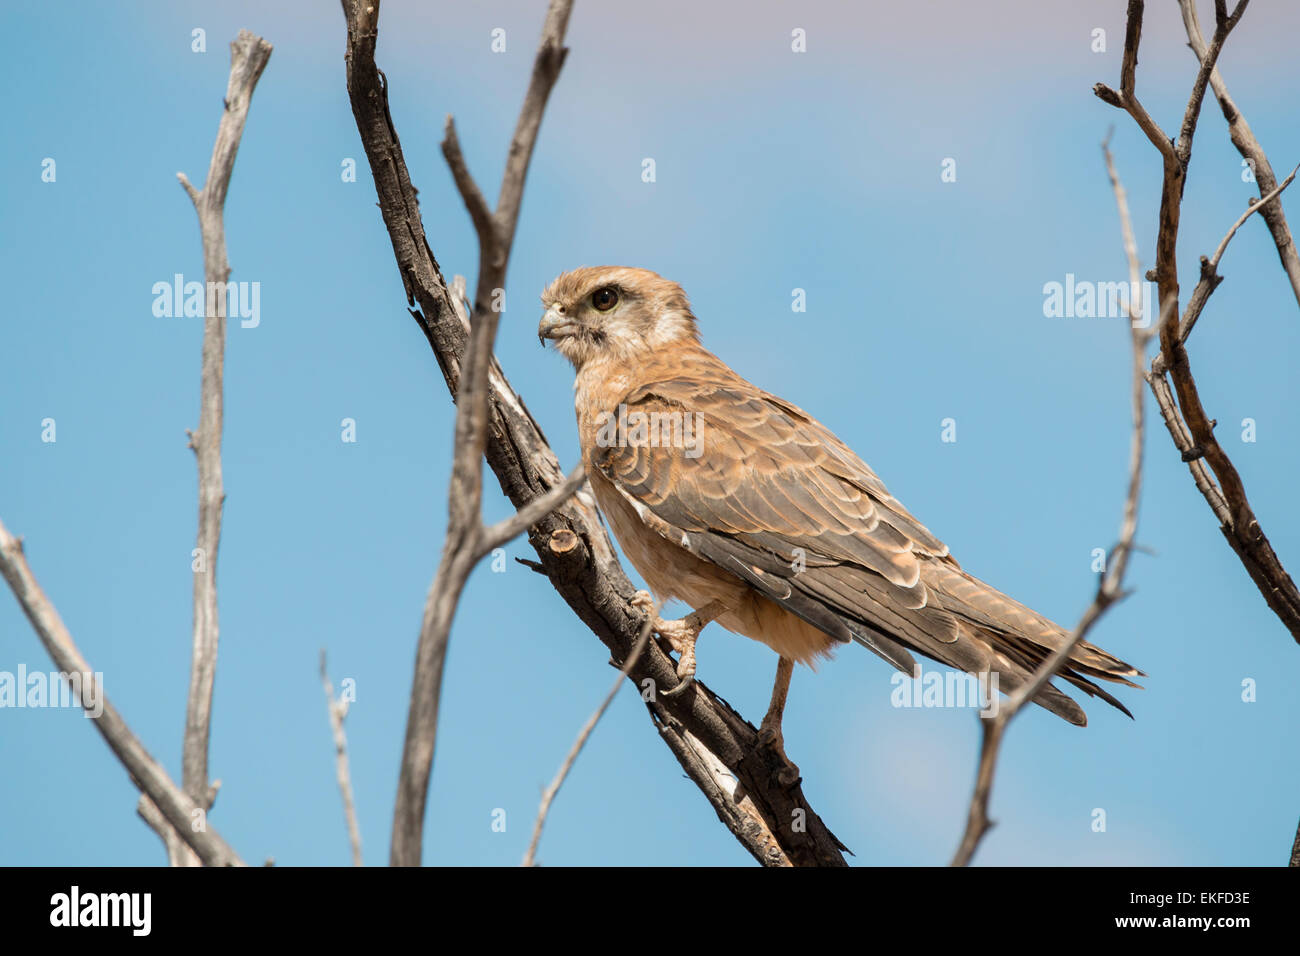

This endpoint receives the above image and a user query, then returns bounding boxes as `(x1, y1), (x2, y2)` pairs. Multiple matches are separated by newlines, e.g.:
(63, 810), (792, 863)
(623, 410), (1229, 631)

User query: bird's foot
(631, 591), (725, 697)
(756, 720), (801, 788)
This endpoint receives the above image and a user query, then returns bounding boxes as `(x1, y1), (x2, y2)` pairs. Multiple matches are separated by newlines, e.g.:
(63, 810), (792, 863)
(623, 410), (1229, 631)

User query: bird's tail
(925, 562), (1144, 727)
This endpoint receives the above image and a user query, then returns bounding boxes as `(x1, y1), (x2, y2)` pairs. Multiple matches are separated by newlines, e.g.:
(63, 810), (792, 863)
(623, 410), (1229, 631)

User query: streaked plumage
(539, 266), (1142, 736)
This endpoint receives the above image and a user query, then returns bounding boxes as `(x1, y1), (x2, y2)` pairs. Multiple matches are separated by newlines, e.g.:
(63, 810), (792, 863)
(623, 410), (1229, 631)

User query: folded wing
(592, 370), (1142, 726)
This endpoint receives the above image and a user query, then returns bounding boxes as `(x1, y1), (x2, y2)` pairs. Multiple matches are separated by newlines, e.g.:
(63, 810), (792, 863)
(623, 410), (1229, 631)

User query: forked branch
(1095, 1), (1300, 644)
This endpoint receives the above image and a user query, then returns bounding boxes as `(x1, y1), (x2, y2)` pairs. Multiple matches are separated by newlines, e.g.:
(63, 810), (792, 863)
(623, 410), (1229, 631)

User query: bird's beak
(538, 306), (577, 347)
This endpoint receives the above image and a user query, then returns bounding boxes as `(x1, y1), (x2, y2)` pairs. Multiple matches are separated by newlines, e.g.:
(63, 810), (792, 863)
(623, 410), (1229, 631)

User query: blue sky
(2, 0), (1298, 866)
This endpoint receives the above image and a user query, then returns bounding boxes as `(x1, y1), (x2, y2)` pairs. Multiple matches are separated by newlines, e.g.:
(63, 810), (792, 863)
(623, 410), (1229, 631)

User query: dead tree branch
(385, 0), (583, 867)
(342, 0), (848, 866)
(0, 520), (245, 866)
(133, 28), (272, 866)
(1093, 0), (1300, 866)
(951, 139), (1152, 867)
(1094, 1), (1300, 644)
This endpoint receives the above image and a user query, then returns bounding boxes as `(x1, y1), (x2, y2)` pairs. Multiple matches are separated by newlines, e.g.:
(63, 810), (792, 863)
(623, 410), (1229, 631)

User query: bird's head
(538, 266), (699, 369)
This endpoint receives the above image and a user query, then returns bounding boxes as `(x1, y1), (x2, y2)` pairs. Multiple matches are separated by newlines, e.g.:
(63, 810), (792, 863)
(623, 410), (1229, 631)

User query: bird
(538, 266), (1142, 782)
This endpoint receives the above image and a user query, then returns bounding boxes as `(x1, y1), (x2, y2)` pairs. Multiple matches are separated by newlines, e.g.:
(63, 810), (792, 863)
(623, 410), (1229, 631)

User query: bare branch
(0, 520), (245, 866)
(320, 652), (363, 866)
(480, 463), (587, 557)
(1179, 0), (1300, 311)
(385, 0), (581, 869)
(488, 0), (572, 302)
(1169, 164), (1298, 346)
(1093, 2), (1177, 165)
(136, 797), (189, 864)
(128, 29), (270, 865)
(441, 116), (496, 288)
(442, 2), (571, 316)
(523, 606), (657, 867)
(391, 449), (586, 867)
(1209, 166), (1297, 271)
(177, 171), (200, 206)
(1100, 2), (1300, 644)
(1102, 1), (1300, 863)
(1175, 0), (1248, 167)
(1145, 369), (1232, 523)
(343, 0), (849, 867)
(952, 139), (1150, 867)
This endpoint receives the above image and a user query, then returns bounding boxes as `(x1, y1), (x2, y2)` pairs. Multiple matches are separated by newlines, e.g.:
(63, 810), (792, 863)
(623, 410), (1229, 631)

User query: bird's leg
(630, 590), (726, 697)
(757, 656), (800, 787)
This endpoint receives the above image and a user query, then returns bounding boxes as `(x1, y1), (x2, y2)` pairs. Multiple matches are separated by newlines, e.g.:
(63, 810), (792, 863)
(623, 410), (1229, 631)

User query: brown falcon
(539, 266), (1142, 779)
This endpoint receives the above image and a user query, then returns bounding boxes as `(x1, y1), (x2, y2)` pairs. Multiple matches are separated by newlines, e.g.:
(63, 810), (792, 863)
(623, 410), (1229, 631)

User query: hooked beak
(538, 306), (578, 347)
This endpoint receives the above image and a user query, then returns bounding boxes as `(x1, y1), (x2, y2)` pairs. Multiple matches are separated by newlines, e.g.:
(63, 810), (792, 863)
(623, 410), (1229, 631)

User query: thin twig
(0, 520), (245, 866)
(1208, 166), (1297, 272)
(441, 118), (495, 286)
(320, 652), (363, 866)
(951, 139), (1150, 867)
(523, 606), (657, 866)
(1167, 163), (1298, 347)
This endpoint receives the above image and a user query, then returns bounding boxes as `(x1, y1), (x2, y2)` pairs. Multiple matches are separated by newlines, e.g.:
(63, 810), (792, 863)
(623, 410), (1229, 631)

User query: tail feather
(919, 562), (1144, 725)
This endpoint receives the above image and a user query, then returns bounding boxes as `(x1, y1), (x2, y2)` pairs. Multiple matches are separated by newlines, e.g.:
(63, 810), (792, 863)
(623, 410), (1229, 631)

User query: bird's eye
(591, 287), (619, 312)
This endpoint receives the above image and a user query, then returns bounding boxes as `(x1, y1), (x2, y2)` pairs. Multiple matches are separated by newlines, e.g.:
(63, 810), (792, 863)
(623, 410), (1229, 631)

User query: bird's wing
(591, 370), (1141, 726)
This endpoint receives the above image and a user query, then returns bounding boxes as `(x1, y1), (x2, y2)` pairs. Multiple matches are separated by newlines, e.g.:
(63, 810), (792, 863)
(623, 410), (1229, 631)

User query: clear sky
(2, 0), (1298, 866)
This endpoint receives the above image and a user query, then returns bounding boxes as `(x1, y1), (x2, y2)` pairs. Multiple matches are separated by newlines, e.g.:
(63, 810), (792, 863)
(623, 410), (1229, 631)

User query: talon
(663, 638), (697, 697)
(663, 673), (695, 698)
(626, 595), (726, 699)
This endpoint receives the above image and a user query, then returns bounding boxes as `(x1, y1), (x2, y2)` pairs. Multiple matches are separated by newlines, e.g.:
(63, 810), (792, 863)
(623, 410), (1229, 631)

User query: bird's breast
(586, 467), (836, 666)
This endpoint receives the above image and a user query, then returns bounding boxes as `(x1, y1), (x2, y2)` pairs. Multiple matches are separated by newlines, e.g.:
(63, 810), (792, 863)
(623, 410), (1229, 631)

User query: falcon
(538, 266), (1142, 781)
